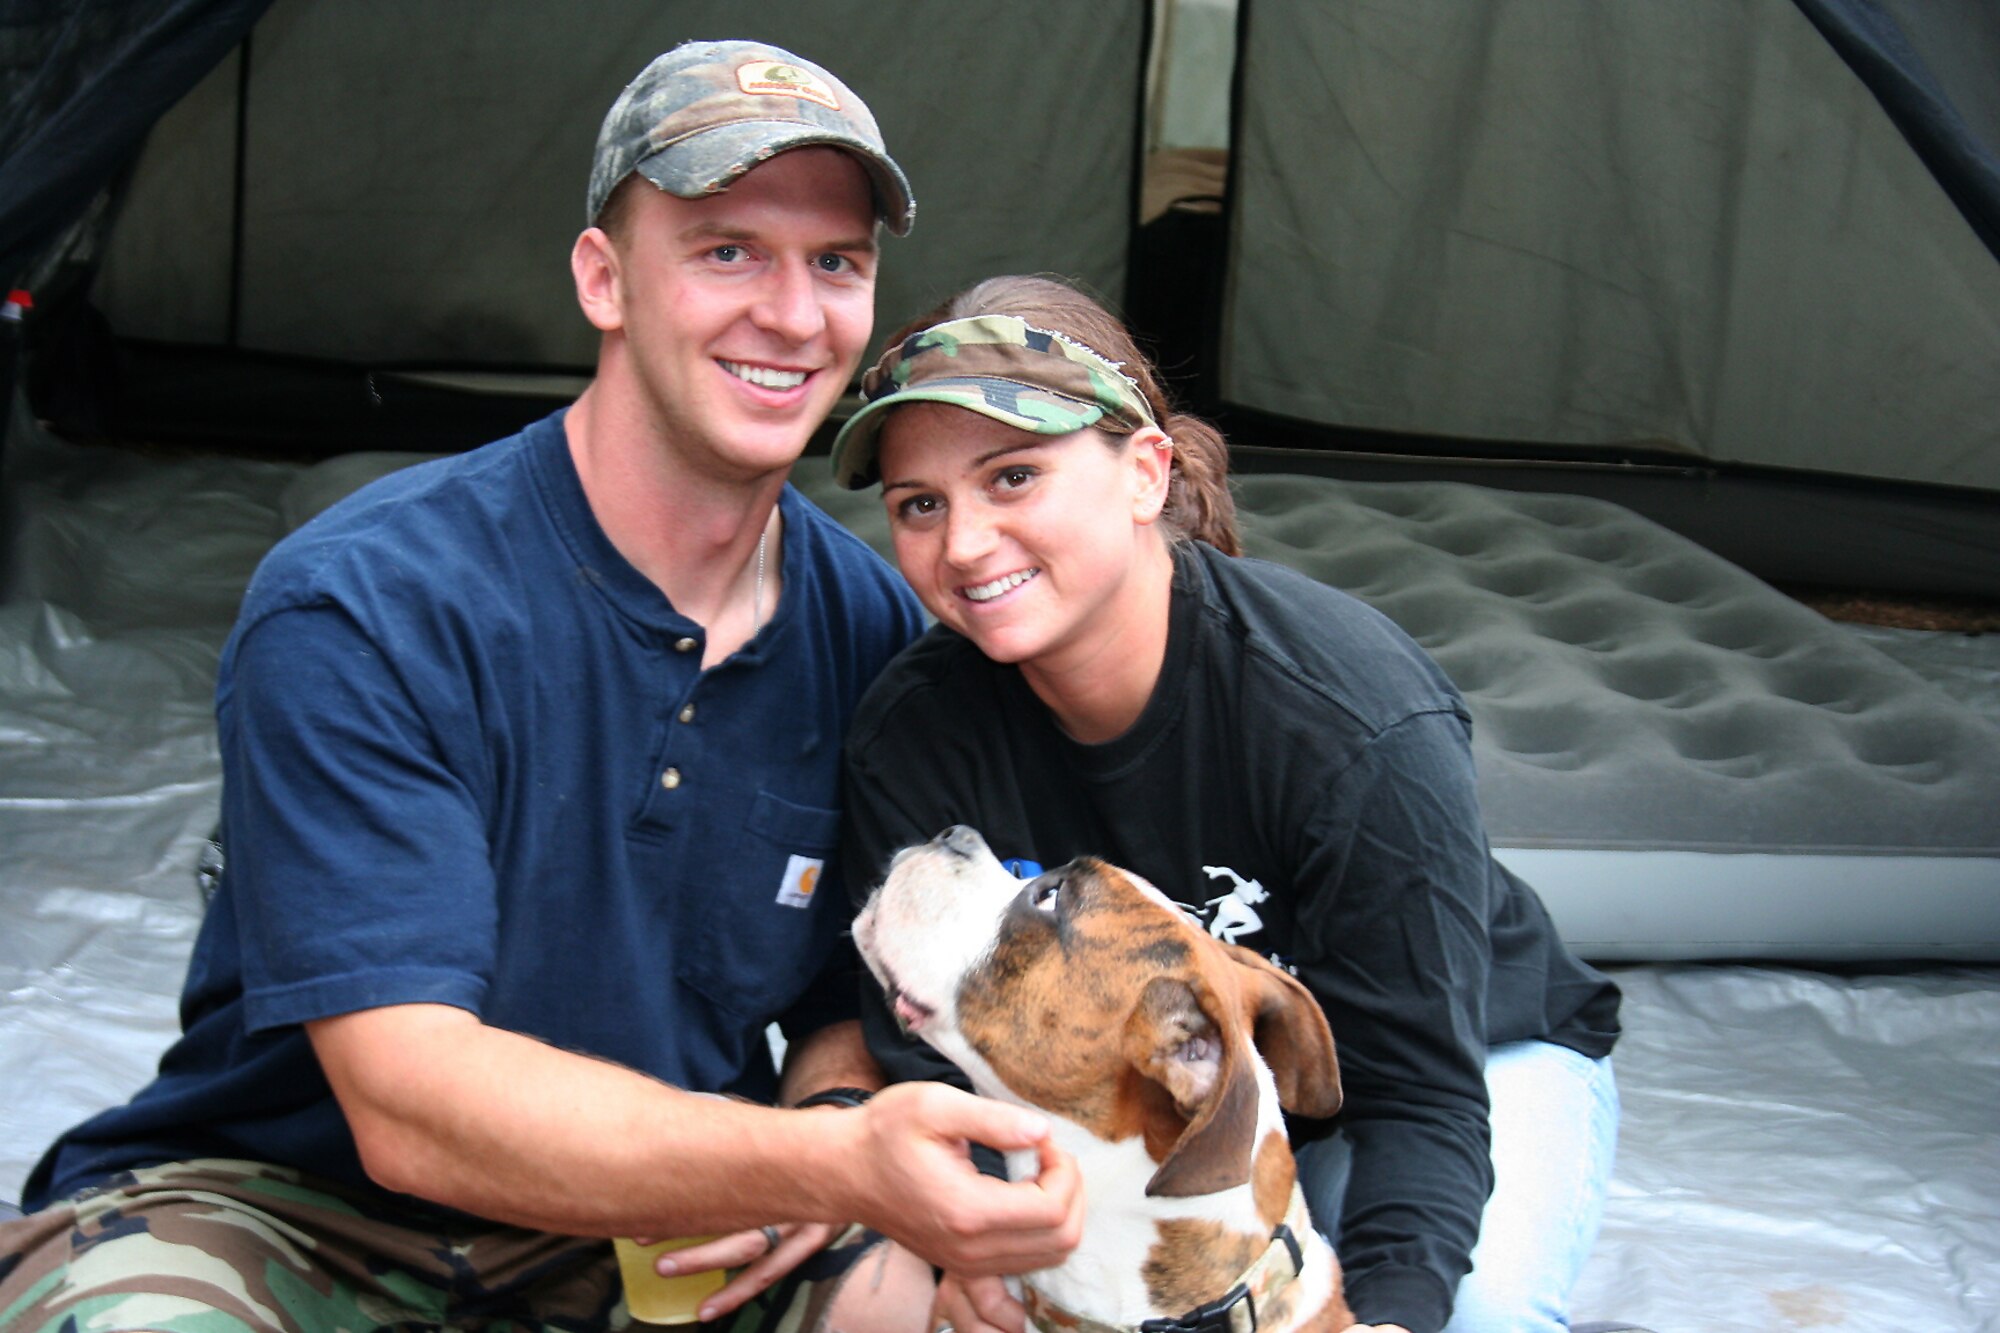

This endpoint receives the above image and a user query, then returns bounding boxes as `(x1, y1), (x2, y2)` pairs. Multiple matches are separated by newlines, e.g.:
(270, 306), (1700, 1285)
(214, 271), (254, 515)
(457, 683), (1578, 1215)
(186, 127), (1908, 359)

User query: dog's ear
(1220, 942), (1341, 1118)
(1124, 975), (1261, 1198)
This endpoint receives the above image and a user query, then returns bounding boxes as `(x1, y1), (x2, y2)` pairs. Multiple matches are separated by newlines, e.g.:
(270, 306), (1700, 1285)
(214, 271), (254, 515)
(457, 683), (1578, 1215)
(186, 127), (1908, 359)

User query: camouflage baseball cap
(830, 315), (1157, 489)
(586, 39), (914, 234)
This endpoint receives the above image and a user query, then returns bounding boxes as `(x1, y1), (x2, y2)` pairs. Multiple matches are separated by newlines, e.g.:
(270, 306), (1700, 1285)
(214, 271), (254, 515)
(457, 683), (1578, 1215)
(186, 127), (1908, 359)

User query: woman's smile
(961, 568), (1041, 603)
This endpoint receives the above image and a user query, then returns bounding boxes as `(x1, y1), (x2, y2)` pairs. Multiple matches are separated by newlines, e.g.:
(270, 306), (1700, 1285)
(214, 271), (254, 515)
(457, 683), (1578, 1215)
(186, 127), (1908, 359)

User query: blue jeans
(1296, 1041), (1619, 1333)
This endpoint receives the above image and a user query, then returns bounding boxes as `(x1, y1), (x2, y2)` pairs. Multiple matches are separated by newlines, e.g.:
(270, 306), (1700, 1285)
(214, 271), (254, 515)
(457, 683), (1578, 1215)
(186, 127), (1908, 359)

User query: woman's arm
(778, 1017), (883, 1106)
(1289, 710), (1499, 1333)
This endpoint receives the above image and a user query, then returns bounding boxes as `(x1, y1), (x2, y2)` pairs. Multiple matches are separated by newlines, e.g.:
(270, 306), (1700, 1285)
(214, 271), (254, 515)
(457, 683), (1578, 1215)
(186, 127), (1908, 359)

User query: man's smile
(720, 360), (811, 391)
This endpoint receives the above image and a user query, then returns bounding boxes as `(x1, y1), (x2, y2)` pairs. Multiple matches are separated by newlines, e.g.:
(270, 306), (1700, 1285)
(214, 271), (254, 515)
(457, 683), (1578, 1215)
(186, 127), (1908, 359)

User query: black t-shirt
(843, 541), (1620, 1333)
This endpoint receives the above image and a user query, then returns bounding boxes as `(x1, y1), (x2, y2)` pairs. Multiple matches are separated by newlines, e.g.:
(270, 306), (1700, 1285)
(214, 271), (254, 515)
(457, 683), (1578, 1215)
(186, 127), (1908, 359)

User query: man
(0, 40), (1080, 1333)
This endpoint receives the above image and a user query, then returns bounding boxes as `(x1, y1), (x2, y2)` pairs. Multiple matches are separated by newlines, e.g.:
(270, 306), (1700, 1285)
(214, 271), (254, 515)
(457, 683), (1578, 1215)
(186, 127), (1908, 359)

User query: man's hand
(848, 1082), (1084, 1276)
(621, 1080), (1081, 1324)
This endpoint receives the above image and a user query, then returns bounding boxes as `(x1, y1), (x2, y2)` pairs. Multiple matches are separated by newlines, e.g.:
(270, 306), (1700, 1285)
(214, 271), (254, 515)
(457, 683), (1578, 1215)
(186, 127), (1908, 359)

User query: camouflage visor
(829, 315), (1157, 489)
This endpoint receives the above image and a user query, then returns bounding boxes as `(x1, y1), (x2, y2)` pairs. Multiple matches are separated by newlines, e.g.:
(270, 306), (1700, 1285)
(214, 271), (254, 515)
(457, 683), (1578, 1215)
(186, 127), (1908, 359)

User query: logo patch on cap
(736, 61), (841, 111)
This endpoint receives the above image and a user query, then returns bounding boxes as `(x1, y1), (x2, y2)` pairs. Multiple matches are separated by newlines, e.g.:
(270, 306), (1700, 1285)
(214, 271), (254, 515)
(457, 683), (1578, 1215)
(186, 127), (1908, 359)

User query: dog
(853, 825), (1354, 1333)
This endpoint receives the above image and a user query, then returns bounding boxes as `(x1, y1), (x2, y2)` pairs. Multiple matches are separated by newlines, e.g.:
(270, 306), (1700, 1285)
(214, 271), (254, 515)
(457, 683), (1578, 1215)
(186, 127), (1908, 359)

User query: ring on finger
(760, 1224), (783, 1255)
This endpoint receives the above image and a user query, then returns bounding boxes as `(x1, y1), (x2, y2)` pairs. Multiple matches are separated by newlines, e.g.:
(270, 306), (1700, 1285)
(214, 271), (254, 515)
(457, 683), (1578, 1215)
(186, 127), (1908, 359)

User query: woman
(830, 276), (1623, 1333)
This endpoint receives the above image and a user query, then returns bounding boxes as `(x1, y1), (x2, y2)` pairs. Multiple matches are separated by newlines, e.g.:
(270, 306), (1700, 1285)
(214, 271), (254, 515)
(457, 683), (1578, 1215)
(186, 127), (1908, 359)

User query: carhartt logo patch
(777, 854), (825, 908)
(737, 61), (840, 111)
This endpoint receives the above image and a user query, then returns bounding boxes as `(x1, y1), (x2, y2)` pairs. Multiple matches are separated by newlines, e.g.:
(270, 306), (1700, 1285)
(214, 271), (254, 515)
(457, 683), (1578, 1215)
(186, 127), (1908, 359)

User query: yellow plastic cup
(613, 1235), (729, 1325)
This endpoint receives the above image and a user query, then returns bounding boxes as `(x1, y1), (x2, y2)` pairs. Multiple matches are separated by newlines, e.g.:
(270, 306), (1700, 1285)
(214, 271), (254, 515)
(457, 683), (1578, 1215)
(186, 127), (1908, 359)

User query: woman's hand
(933, 1272), (1024, 1333)
(636, 1221), (843, 1322)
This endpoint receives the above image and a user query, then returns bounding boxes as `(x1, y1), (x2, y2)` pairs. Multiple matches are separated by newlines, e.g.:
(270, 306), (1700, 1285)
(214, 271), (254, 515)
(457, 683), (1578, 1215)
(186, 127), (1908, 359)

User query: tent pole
(226, 31), (253, 350)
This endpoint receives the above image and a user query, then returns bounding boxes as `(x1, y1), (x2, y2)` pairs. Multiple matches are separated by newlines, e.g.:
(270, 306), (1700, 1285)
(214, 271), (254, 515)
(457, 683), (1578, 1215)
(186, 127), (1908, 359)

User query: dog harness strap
(1029, 1187), (1313, 1333)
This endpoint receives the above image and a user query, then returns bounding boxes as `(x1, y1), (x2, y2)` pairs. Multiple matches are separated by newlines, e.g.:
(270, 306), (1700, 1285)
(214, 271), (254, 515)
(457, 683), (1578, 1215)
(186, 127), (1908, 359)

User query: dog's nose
(936, 825), (986, 858)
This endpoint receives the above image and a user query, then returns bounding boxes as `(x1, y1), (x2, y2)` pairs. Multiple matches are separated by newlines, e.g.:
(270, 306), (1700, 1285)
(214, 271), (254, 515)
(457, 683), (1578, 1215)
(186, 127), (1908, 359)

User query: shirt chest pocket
(672, 790), (845, 1021)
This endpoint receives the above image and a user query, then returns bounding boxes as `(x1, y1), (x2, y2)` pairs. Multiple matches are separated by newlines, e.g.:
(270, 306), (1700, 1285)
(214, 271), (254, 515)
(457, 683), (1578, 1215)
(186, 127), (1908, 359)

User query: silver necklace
(752, 527), (767, 631)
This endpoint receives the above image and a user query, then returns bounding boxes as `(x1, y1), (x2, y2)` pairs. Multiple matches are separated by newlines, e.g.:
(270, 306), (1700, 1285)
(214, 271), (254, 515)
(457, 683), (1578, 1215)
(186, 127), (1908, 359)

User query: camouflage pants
(0, 1159), (870, 1333)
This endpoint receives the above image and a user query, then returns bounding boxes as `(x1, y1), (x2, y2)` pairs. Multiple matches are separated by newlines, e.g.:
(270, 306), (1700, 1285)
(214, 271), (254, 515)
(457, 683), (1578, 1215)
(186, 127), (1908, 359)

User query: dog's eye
(1032, 876), (1062, 912)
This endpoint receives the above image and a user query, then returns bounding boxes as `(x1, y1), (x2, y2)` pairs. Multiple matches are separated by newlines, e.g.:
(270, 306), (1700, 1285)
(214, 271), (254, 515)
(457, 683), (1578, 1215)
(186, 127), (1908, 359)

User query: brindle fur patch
(1130, 935), (1192, 968)
(1145, 1217), (1266, 1315)
(956, 862), (1199, 1138)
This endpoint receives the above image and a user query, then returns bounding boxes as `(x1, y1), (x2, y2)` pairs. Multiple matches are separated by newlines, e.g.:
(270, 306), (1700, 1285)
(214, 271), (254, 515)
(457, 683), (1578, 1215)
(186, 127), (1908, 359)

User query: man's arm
(308, 1002), (1082, 1274)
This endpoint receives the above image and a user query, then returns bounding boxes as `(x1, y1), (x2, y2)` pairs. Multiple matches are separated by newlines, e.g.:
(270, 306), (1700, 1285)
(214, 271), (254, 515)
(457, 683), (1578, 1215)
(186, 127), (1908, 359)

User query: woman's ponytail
(1161, 412), (1239, 556)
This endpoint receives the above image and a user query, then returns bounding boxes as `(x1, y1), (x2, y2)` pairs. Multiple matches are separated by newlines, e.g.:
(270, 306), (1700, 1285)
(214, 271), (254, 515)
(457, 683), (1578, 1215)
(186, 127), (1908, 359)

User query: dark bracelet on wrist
(792, 1086), (875, 1110)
